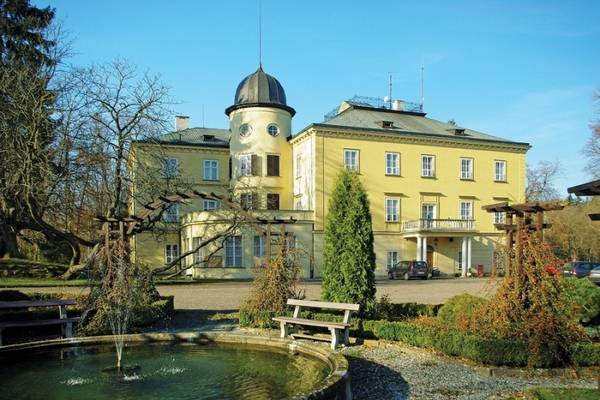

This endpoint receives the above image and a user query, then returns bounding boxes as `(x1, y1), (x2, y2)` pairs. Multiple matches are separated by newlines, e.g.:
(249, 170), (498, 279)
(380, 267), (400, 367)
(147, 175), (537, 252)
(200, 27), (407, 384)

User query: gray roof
(137, 127), (230, 148)
(303, 101), (529, 147)
(225, 66), (295, 116)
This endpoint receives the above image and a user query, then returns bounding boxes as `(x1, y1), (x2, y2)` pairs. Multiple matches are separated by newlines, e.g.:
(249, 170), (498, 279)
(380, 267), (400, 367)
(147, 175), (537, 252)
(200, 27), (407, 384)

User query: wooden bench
(0, 300), (81, 346)
(273, 299), (360, 350)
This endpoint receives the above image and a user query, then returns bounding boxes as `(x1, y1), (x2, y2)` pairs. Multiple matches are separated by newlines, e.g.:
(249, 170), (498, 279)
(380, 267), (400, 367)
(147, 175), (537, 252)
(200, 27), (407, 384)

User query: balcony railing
(402, 219), (476, 233)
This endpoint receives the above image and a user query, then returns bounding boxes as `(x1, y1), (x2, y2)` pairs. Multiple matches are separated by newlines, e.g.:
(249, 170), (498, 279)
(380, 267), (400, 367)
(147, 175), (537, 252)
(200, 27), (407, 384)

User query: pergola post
(505, 213), (513, 277)
(515, 214), (524, 287)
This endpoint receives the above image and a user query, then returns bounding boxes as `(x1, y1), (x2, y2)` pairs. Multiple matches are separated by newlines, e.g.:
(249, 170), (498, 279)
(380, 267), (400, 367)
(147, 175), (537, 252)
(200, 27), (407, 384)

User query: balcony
(401, 219), (477, 234)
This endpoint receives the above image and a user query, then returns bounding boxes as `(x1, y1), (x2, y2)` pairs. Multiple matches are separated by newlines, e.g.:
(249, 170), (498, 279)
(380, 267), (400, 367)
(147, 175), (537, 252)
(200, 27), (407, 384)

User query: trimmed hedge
(0, 258), (69, 278)
(354, 319), (600, 367)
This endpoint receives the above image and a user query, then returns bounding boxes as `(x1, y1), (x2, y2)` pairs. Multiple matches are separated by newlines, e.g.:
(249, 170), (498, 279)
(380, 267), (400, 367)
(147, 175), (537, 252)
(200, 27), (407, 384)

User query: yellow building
(131, 66), (530, 279)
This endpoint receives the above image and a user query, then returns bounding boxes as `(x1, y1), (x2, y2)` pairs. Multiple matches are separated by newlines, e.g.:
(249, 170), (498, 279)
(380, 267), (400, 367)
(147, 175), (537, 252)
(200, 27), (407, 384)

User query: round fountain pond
(0, 333), (348, 400)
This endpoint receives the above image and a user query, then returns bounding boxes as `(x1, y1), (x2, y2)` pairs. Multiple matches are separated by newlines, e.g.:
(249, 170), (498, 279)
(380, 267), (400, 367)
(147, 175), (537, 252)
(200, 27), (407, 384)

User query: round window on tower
(267, 124), (280, 137)
(239, 123), (252, 137)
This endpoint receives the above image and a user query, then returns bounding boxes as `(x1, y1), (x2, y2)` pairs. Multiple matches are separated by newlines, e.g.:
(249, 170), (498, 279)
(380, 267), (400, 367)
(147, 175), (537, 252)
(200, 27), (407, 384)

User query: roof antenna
(258, 0), (262, 68)
(420, 60), (425, 112)
(387, 72), (393, 109)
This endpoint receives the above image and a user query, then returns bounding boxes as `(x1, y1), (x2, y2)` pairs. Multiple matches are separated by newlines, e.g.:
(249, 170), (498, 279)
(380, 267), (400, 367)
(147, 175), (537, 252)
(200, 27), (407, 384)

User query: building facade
(131, 66), (530, 279)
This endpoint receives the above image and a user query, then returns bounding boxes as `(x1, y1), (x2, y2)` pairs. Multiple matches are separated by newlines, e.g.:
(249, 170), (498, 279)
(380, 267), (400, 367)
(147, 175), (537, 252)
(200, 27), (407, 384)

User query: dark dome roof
(225, 66), (295, 116)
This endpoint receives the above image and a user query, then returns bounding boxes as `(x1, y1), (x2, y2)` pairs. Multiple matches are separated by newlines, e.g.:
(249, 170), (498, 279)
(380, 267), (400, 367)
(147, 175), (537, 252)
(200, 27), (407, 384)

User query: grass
(524, 388), (599, 400)
(0, 277), (90, 287)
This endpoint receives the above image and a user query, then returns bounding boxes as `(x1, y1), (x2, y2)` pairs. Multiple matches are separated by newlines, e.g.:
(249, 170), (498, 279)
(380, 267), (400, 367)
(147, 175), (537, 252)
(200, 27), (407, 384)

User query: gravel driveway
(15, 278), (496, 310)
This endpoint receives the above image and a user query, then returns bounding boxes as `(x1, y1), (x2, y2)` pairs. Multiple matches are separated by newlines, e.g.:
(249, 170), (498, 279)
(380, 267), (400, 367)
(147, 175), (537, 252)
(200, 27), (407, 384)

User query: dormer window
(203, 134), (215, 141)
(381, 120), (394, 128)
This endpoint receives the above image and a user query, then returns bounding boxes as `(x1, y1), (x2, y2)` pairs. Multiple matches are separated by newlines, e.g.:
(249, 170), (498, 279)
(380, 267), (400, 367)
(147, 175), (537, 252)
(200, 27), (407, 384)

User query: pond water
(0, 342), (330, 399)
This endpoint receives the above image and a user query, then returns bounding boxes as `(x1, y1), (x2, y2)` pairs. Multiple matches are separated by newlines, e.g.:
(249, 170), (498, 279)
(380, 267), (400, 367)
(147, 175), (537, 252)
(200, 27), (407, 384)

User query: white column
(421, 236), (427, 263)
(461, 236), (468, 277)
(416, 236), (422, 261)
(467, 236), (473, 275)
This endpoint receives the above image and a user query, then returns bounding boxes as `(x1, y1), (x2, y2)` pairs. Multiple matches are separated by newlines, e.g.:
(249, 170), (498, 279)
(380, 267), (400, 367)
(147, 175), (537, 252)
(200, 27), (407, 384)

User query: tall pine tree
(321, 169), (376, 310)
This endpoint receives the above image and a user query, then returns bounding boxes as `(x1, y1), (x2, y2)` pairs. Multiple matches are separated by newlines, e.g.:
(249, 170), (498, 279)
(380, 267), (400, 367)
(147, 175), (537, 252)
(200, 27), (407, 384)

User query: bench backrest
(0, 300), (77, 309)
(287, 299), (360, 324)
(287, 299), (360, 312)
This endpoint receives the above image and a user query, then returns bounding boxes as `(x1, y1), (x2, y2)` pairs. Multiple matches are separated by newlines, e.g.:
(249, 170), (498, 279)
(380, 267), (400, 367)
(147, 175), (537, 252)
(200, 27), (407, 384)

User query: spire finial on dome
(258, 0), (262, 68)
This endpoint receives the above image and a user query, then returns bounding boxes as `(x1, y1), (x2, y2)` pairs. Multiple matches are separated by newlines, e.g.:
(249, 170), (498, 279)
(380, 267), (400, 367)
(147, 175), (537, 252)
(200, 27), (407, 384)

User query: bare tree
(526, 160), (561, 202)
(583, 90), (600, 179)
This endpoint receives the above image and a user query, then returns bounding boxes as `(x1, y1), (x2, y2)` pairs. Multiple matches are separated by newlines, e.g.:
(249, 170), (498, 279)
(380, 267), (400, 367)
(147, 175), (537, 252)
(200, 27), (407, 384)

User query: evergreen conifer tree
(321, 169), (376, 310)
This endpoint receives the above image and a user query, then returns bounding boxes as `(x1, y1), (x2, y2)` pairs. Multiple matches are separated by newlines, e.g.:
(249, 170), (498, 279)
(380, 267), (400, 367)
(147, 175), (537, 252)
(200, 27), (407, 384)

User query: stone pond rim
(0, 331), (350, 400)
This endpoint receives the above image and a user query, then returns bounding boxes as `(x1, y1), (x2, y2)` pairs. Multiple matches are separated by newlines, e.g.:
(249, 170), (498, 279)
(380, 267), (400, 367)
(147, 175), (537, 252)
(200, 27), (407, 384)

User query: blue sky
(37, 0), (600, 194)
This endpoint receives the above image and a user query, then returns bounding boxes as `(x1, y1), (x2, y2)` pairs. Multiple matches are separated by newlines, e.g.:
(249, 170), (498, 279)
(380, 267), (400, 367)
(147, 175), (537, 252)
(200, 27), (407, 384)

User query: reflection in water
(1, 342), (330, 400)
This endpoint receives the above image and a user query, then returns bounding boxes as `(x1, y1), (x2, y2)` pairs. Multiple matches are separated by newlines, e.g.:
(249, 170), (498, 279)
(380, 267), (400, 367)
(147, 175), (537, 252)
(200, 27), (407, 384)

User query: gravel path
(341, 344), (596, 400)
(14, 278), (496, 310)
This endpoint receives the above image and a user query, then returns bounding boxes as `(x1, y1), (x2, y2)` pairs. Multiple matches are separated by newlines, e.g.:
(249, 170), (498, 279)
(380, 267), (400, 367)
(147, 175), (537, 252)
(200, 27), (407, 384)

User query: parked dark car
(588, 266), (600, 285)
(388, 260), (432, 280)
(561, 261), (600, 278)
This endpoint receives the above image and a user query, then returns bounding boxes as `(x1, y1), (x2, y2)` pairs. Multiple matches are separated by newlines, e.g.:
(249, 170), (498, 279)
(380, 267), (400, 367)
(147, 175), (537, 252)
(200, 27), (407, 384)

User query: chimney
(175, 115), (189, 131)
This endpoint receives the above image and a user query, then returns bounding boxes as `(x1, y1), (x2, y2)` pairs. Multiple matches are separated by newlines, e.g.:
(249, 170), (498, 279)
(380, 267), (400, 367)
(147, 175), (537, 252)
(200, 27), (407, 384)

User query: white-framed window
(460, 201), (473, 220)
(385, 152), (400, 175)
(387, 251), (399, 270)
(421, 155), (435, 177)
(385, 198), (400, 222)
(494, 212), (506, 224)
(224, 236), (242, 267)
(240, 154), (252, 176)
(422, 203), (436, 220)
(192, 237), (202, 265)
(203, 160), (219, 181)
(162, 157), (179, 178)
(254, 235), (266, 258)
(494, 160), (507, 182)
(296, 154), (302, 179)
(285, 234), (296, 253)
(163, 204), (179, 222)
(344, 149), (359, 172)
(203, 199), (219, 211)
(165, 244), (179, 264)
(460, 158), (473, 180)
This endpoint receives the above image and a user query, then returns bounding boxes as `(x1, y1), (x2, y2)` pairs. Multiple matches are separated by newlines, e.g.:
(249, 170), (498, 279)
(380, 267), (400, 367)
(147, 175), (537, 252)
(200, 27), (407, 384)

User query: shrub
(462, 232), (586, 367)
(239, 235), (302, 328)
(560, 277), (600, 325)
(354, 318), (599, 367)
(365, 296), (442, 320)
(321, 170), (376, 312)
(437, 293), (487, 329)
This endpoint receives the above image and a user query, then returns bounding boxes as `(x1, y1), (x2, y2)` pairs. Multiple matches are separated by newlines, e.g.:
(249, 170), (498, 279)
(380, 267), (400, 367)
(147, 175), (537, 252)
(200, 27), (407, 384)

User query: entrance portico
(403, 218), (477, 277)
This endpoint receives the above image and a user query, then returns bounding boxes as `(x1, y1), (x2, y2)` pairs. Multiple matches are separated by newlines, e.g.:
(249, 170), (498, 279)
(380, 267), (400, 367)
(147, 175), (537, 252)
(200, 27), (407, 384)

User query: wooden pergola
(95, 190), (297, 274)
(482, 201), (564, 277)
(567, 179), (600, 221)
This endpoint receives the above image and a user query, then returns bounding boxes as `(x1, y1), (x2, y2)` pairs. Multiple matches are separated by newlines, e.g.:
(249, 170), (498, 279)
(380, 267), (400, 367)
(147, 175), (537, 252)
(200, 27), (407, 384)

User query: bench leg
(330, 328), (340, 350)
(279, 321), (290, 338)
(0, 328), (3, 346)
(64, 322), (73, 338)
(344, 327), (350, 346)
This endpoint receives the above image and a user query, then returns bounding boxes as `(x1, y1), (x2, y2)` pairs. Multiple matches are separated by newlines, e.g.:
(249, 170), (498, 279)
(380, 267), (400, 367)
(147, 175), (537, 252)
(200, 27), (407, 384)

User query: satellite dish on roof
(383, 96), (390, 103)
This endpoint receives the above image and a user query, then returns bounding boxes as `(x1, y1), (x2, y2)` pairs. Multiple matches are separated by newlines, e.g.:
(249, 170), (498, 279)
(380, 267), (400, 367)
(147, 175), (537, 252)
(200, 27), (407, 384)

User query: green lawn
(526, 388), (599, 400)
(0, 277), (90, 287)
